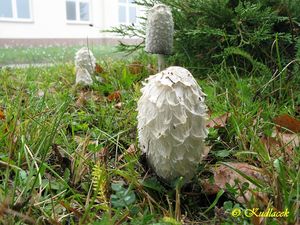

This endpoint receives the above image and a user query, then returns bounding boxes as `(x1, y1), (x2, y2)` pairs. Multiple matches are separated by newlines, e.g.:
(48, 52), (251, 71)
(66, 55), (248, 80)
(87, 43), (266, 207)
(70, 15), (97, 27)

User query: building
(0, 0), (144, 46)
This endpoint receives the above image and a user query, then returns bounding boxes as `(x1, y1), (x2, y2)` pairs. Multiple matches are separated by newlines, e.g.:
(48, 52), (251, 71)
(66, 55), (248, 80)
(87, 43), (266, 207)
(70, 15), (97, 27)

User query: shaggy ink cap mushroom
(137, 66), (208, 183)
(75, 47), (96, 74)
(74, 47), (96, 86)
(145, 4), (174, 71)
(75, 67), (93, 86)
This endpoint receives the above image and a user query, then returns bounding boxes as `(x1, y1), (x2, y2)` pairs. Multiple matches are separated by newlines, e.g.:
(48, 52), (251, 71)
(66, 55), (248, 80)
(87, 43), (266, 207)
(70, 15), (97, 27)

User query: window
(118, 0), (137, 24)
(0, 0), (32, 21)
(66, 0), (90, 23)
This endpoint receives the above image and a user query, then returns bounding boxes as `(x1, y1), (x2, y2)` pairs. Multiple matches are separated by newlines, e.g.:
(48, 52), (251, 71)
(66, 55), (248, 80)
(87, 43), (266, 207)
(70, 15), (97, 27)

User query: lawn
(0, 50), (299, 225)
(0, 45), (125, 66)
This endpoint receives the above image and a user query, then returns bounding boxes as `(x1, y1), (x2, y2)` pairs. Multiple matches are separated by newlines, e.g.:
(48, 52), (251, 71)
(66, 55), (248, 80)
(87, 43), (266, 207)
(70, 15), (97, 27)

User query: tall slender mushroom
(137, 66), (208, 183)
(74, 47), (96, 86)
(145, 4), (174, 72)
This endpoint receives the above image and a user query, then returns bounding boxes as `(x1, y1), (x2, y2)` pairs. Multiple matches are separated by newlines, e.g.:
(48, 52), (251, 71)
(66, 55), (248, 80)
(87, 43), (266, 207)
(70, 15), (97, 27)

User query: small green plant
(110, 182), (136, 208)
(92, 163), (109, 209)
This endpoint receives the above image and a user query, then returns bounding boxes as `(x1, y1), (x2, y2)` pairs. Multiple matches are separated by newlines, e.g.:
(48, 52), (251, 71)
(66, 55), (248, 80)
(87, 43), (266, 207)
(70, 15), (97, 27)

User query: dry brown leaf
(202, 145), (212, 159)
(146, 64), (157, 74)
(0, 109), (5, 120)
(107, 91), (121, 102)
(95, 63), (104, 74)
(273, 114), (300, 133)
(90, 92), (103, 102)
(261, 130), (299, 163)
(204, 163), (268, 204)
(251, 216), (265, 225)
(296, 105), (300, 116)
(260, 136), (283, 157)
(118, 144), (137, 161)
(277, 132), (300, 149)
(206, 112), (231, 129)
(201, 179), (220, 195)
(98, 147), (109, 163)
(128, 61), (143, 75)
(75, 92), (87, 107)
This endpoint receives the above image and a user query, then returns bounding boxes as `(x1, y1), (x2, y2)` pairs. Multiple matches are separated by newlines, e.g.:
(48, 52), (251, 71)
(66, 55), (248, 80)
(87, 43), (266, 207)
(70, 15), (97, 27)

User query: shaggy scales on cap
(137, 66), (208, 182)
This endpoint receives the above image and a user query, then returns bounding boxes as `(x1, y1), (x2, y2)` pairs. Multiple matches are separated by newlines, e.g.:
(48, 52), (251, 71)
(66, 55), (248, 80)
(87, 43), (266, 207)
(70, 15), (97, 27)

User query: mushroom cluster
(145, 4), (174, 71)
(137, 66), (208, 182)
(74, 47), (96, 86)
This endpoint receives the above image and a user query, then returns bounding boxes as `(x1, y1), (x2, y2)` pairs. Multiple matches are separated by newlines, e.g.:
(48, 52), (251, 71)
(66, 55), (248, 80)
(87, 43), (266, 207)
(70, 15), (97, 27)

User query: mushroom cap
(145, 4), (174, 55)
(137, 66), (208, 182)
(75, 47), (96, 74)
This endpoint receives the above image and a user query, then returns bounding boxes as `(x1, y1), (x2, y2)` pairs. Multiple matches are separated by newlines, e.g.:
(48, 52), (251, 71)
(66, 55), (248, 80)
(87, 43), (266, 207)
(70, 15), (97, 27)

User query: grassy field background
(0, 45), (125, 66)
(0, 46), (299, 224)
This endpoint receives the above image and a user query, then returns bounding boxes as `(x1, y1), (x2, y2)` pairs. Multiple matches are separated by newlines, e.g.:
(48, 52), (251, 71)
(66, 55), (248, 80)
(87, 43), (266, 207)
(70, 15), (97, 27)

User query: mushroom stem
(157, 54), (166, 72)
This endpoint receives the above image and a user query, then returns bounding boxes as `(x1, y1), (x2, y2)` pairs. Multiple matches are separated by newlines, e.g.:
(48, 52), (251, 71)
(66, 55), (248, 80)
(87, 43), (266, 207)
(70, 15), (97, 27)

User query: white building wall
(0, 0), (143, 39)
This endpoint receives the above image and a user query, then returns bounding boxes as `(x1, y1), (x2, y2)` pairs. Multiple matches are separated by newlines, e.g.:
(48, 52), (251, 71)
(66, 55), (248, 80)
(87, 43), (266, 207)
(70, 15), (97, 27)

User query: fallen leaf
(128, 61), (143, 75)
(201, 179), (220, 195)
(206, 112), (231, 129)
(118, 144), (137, 161)
(95, 63), (104, 74)
(202, 145), (212, 159)
(114, 102), (123, 110)
(48, 144), (71, 174)
(196, 53), (204, 59)
(276, 132), (300, 149)
(37, 90), (45, 97)
(95, 76), (104, 83)
(269, 130), (299, 164)
(261, 128), (299, 164)
(146, 64), (157, 74)
(98, 147), (109, 163)
(251, 216), (265, 225)
(203, 162), (268, 204)
(0, 110), (5, 120)
(76, 92), (87, 107)
(260, 136), (282, 156)
(60, 201), (83, 218)
(295, 105), (300, 116)
(89, 91), (103, 102)
(273, 114), (300, 133)
(107, 91), (121, 102)
(72, 136), (94, 185)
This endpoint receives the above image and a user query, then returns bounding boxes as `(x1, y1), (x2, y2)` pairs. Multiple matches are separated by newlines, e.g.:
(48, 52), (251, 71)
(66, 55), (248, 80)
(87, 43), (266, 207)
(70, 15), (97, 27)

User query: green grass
(0, 45), (127, 66)
(0, 50), (299, 225)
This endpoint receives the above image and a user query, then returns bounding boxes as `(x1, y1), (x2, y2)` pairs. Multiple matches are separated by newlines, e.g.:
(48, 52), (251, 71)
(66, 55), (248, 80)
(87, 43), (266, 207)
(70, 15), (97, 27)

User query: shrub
(107, 0), (300, 75)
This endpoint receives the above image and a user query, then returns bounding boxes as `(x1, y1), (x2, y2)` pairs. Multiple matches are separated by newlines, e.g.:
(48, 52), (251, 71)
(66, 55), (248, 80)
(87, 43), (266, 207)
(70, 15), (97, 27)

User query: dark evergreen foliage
(107, 0), (300, 75)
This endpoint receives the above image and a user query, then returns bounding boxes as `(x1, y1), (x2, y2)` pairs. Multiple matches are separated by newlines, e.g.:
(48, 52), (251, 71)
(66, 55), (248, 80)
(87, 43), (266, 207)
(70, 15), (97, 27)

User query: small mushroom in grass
(137, 66), (208, 183)
(145, 4), (174, 72)
(74, 47), (96, 86)
(75, 67), (93, 86)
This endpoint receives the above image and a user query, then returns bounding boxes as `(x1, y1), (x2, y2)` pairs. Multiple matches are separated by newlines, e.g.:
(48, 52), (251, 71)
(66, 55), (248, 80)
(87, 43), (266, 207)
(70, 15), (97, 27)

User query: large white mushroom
(145, 4), (174, 72)
(137, 66), (208, 182)
(74, 47), (96, 86)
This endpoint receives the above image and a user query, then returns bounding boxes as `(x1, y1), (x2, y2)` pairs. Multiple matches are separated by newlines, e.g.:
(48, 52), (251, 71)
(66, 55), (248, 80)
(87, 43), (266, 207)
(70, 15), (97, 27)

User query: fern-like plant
(91, 163), (109, 210)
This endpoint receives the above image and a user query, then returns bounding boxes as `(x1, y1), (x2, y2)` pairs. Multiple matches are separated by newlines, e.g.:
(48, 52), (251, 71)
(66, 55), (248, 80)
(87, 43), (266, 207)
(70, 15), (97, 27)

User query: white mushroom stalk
(145, 4), (174, 72)
(137, 66), (208, 182)
(74, 47), (96, 86)
(75, 67), (93, 86)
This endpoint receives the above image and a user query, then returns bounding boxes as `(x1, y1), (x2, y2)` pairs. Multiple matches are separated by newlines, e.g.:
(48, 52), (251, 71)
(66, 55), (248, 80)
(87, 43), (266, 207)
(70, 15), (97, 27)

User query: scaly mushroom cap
(75, 67), (93, 86)
(74, 47), (96, 74)
(137, 66), (208, 182)
(145, 4), (174, 55)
